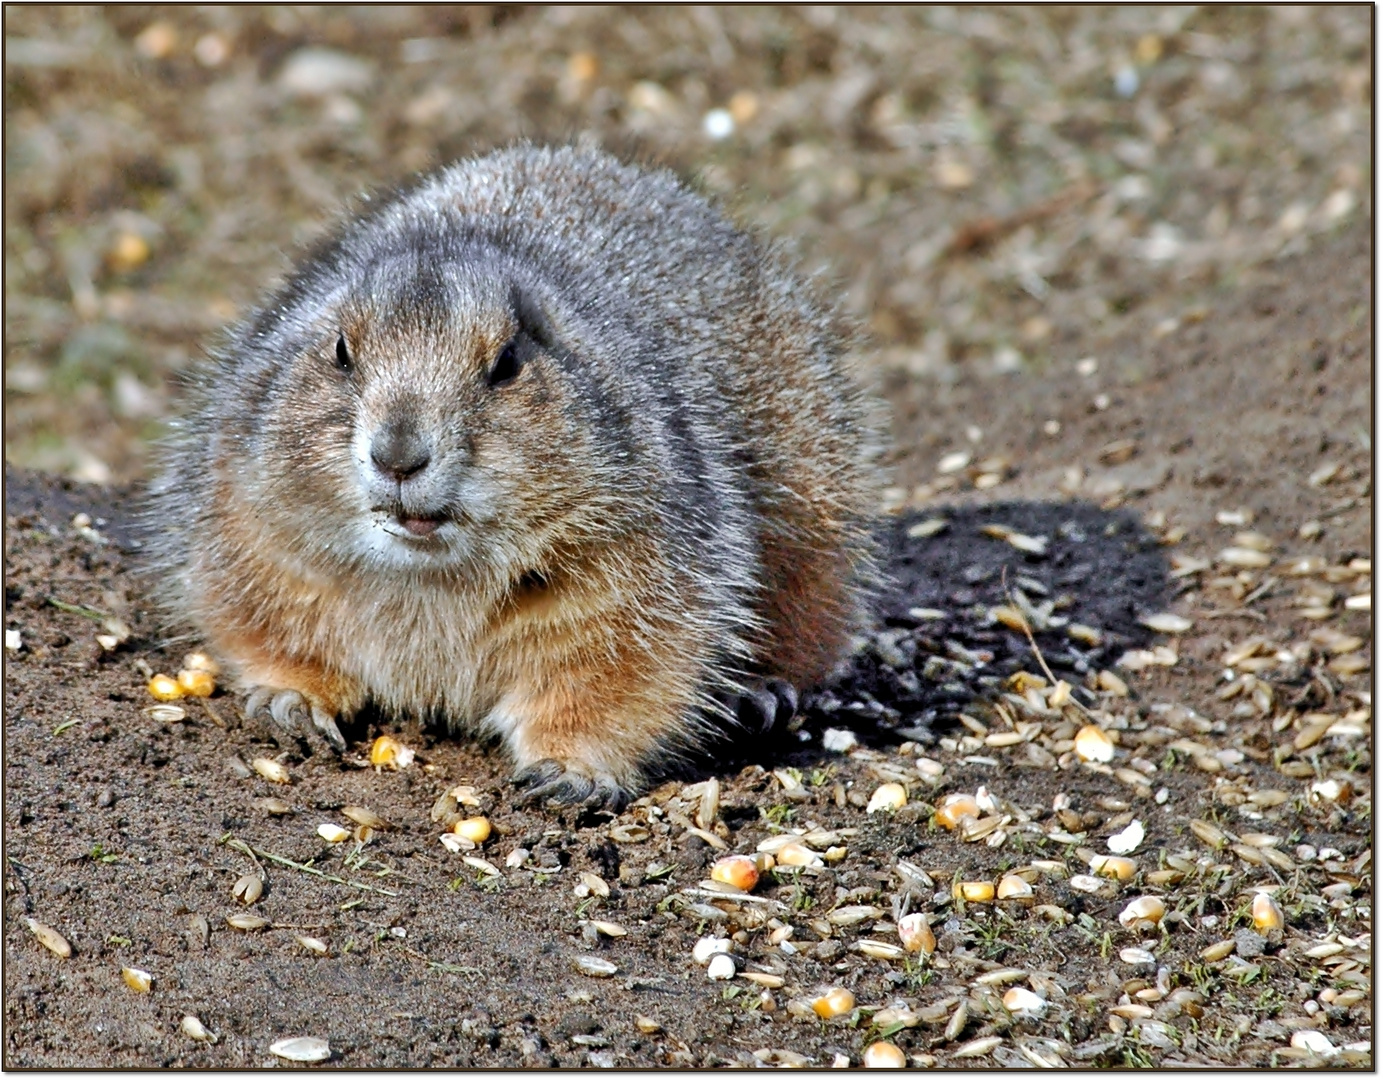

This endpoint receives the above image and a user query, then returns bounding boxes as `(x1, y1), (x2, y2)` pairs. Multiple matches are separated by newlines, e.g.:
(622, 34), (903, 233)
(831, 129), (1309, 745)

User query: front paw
(512, 758), (630, 812)
(242, 687), (347, 755)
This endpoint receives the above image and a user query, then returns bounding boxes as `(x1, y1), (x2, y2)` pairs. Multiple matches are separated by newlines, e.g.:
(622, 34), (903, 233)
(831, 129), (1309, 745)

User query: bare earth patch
(3, 6), (1372, 1070)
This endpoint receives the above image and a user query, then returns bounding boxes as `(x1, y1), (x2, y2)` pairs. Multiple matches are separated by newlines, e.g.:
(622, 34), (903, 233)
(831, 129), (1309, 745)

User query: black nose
(370, 424), (432, 482)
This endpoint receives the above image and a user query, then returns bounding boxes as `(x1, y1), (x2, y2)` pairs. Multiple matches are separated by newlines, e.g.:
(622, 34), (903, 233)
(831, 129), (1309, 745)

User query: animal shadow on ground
(701, 499), (1174, 778)
(3, 469), (1170, 797)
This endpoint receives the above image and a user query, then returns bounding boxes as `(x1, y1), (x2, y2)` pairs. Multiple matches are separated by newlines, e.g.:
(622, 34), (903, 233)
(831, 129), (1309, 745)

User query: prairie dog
(147, 144), (884, 808)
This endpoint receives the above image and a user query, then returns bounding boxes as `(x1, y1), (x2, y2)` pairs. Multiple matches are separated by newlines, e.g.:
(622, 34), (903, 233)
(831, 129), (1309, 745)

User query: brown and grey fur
(146, 144), (884, 808)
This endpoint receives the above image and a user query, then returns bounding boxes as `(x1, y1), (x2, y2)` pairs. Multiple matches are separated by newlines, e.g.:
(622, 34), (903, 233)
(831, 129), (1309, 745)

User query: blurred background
(3, 5), (1370, 485)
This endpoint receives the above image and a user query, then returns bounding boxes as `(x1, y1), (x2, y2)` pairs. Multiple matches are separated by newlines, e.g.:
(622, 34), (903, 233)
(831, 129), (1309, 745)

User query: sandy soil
(3, 6), (1373, 1069)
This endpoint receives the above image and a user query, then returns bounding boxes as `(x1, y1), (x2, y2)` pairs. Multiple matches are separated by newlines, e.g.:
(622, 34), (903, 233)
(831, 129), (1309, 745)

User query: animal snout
(369, 422), (433, 482)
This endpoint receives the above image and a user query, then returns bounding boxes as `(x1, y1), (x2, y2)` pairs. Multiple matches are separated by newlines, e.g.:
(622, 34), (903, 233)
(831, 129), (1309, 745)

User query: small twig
(220, 835), (400, 896)
(943, 179), (1099, 257)
(1000, 576), (1098, 720)
(46, 597), (108, 621)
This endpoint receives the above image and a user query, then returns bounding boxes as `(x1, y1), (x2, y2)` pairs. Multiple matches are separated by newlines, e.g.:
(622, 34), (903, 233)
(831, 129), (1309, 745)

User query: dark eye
(335, 333), (354, 374)
(488, 336), (523, 387)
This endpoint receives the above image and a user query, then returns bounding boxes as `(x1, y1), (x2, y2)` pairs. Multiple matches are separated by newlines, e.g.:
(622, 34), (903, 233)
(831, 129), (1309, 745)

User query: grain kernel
(176, 668), (216, 698)
(232, 873), (263, 905)
(1003, 986), (1046, 1019)
(934, 793), (981, 829)
(1074, 725), (1115, 763)
(812, 987), (856, 1019)
(862, 1042), (906, 1068)
(316, 823), (350, 843)
(996, 874), (1033, 899)
(1251, 891), (1284, 932)
(121, 966), (153, 993)
(1118, 896), (1165, 929)
(26, 917), (72, 958)
(709, 854), (759, 892)
(897, 912), (936, 954)
(953, 880), (996, 903)
(452, 816), (492, 844)
(867, 782), (907, 814)
(369, 735), (415, 769)
(180, 1014), (217, 1043)
(226, 913), (270, 931)
(342, 806), (388, 830)
(182, 652), (221, 676)
(250, 757), (290, 784)
(1089, 855), (1137, 881)
(148, 674), (184, 702)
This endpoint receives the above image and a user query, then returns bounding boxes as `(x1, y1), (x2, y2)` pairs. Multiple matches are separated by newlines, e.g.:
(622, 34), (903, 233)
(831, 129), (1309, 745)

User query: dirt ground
(3, 6), (1373, 1070)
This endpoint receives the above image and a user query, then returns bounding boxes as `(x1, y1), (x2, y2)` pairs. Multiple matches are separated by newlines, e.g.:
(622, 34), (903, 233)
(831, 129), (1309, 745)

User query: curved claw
(512, 758), (629, 811)
(242, 687), (346, 756)
(737, 680), (800, 733)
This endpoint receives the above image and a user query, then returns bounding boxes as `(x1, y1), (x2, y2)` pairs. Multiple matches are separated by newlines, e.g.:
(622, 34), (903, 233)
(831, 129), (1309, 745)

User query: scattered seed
(633, 1015), (662, 1034)
(740, 971), (785, 989)
(26, 918), (72, 958)
(693, 936), (734, 965)
(1139, 613), (1193, 634)
(121, 966), (153, 993)
(863, 1042), (907, 1068)
(898, 912), (936, 954)
(296, 935), (329, 955)
(462, 856), (502, 877)
(706, 953), (738, 980)
(317, 823), (350, 844)
(866, 782), (907, 814)
(1120, 947), (1156, 965)
(573, 955), (618, 978)
(1343, 593), (1369, 610)
(269, 1036), (331, 1063)
(1290, 1030), (1338, 1058)
(610, 823), (650, 843)
(1118, 896), (1166, 929)
(1090, 855), (1137, 882)
(369, 735), (415, 769)
(341, 806), (388, 830)
(953, 1035), (1003, 1058)
(147, 674), (184, 702)
(907, 517), (949, 539)
(953, 881), (996, 903)
(1002, 987), (1046, 1019)
(775, 843), (823, 868)
(709, 855), (759, 892)
(452, 816), (492, 845)
(143, 704), (187, 723)
(934, 792), (981, 829)
(232, 873), (263, 905)
(812, 987), (856, 1019)
(1218, 547), (1272, 569)
(1107, 820), (1144, 854)
(1074, 726), (1115, 763)
(1251, 892), (1284, 932)
(1189, 819), (1227, 849)
(226, 913), (270, 931)
(180, 1014), (217, 1043)
(250, 757), (290, 784)
(1309, 779), (1352, 805)
(855, 940), (907, 960)
(176, 668), (216, 698)
(996, 874), (1033, 900)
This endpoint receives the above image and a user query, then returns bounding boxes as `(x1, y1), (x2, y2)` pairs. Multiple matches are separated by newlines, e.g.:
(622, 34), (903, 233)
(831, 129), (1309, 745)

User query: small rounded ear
(509, 283), (559, 354)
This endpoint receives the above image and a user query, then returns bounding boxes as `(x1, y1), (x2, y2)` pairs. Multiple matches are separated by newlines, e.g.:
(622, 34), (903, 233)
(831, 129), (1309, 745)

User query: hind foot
(736, 678), (799, 733)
